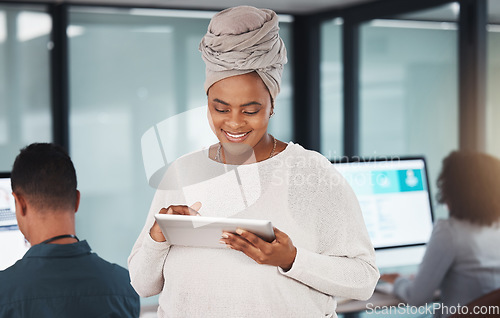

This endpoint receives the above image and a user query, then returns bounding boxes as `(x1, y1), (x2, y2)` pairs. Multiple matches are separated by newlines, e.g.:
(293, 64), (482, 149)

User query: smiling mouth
(222, 130), (251, 142)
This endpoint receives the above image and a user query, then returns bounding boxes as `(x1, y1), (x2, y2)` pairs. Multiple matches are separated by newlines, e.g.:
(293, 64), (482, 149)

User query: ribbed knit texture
(128, 142), (379, 317)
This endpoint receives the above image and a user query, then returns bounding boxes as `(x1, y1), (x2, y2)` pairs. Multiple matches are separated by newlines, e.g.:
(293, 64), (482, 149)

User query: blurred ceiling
(24, 0), (379, 14)
(15, 0), (500, 23)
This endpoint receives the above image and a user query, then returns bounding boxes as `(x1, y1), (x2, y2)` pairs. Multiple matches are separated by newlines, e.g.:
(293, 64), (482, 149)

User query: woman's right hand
(379, 273), (400, 284)
(149, 202), (202, 242)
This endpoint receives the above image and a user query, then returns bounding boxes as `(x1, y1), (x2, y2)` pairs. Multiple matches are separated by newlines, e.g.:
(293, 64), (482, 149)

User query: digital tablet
(154, 214), (275, 248)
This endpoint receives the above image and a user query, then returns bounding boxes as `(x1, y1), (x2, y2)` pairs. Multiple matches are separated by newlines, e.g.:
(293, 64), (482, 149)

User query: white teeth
(226, 131), (248, 138)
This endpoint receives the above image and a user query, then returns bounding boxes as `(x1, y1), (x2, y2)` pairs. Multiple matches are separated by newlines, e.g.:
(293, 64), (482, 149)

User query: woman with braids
(129, 6), (379, 317)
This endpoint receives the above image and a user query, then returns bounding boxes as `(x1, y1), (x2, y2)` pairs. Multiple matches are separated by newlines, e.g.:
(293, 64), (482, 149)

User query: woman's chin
(221, 142), (256, 161)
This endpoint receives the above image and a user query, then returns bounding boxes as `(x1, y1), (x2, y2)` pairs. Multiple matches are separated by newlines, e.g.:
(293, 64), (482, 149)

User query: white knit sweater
(128, 142), (379, 317)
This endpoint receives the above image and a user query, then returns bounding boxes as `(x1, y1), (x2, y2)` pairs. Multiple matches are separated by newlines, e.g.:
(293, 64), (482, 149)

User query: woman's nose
(225, 112), (246, 129)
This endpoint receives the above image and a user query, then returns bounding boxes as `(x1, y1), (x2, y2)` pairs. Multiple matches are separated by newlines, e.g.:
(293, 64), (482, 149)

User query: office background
(0, 0), (498, 313)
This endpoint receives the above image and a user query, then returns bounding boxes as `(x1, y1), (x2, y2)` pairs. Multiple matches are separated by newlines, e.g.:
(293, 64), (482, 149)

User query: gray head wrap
(199, 6), (288, 101)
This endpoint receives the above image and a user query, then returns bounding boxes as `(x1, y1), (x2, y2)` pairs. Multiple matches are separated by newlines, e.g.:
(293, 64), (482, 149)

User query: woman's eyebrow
(213, 98), (229, 105)
(240, 101), (262, 107)
(212, 99), (261, 107)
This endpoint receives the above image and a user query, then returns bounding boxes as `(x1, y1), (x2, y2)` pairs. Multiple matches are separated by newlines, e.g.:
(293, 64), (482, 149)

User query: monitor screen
(0, 173), (30, 270)
(333, 158), (434, 250)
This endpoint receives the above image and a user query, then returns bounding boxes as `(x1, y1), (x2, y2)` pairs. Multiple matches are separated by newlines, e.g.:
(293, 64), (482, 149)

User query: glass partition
(359, 3), (459, 219)
(320, 18), (343, 159)
(0, 4), (52, 170)
(487, 0), (500, 158)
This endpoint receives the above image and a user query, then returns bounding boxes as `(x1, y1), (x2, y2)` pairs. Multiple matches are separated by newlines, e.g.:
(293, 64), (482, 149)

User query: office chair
(448, 288), (500, 318)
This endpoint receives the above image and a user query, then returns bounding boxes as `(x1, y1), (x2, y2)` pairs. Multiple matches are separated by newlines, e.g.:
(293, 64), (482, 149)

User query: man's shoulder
(0, 258), (45, 308)
(0, 264), (20, 298)
(86, 253), (133, 284)
(0, 257), (32, 291)
(0, 246), (133, 296)
(0, 250), (139, 317)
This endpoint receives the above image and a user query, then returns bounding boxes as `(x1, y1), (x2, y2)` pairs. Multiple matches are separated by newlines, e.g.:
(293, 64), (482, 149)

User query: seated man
(0, 143), (140, 318)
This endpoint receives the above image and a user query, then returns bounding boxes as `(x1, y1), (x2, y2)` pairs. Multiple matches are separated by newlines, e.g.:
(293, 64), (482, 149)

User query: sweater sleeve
(128, 189), (171, 297)
(393, 220), (455, 305)
(279, 161), (380, 300)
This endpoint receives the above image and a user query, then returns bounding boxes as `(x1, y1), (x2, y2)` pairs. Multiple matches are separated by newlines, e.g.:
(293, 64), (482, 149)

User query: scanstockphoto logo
(140, 107), (412, 220)
(140, 106), (345, 222)
(140, 105), (267, 221)
(366, 302), (500, 316)
(140, 107), (408, 194)
(330, 154), (402, 165)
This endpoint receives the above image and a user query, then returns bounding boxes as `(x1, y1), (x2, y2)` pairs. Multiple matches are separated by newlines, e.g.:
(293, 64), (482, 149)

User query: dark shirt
(0, 240), (140, 318)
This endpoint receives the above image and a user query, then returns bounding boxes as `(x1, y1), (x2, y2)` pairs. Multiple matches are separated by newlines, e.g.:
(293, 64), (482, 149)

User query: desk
(336, 291), (401, 318)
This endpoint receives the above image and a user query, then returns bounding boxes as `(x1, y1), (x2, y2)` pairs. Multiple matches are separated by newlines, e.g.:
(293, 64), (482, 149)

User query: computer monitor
(0, 172), (30, 270)
(332, 157), (434, 268)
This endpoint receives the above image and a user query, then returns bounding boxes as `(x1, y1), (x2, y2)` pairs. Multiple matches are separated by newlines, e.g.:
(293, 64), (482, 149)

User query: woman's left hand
(220, 227), (297, 271)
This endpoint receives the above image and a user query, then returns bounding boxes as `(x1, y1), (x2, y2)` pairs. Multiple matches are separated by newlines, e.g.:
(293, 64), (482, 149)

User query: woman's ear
(269, 96), (275, 118)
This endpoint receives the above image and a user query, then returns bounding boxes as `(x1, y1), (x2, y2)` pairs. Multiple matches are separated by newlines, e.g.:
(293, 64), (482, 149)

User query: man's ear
(74, 190), (81, 213)
(12, 192), (27, 216)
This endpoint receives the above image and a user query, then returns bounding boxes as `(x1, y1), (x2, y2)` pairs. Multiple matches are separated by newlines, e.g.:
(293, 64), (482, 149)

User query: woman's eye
(244, 111), (259, 115)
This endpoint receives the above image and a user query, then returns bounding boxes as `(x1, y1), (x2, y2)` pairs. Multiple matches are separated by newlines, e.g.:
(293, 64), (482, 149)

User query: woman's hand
(379, 273), (400, 284)
(220, 227), (297, 271)
(149, 202), (202, 242)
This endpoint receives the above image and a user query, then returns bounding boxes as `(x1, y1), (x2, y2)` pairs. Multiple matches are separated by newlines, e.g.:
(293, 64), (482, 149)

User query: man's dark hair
(11, 143), (77, 211)
(437, 151), (500, 226)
